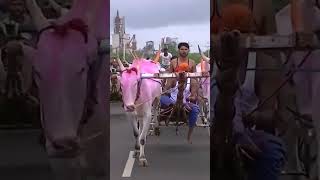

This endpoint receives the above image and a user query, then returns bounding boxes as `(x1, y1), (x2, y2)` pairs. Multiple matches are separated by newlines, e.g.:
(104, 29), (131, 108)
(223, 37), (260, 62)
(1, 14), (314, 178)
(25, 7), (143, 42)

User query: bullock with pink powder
(196, 56), (210, 126)
(118, 58), (162, 166)
(10, 0), (110, 179)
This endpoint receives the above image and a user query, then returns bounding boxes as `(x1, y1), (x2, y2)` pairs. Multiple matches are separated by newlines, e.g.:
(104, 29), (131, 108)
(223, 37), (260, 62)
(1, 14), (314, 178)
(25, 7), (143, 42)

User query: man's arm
(186, 77), (199, 103)
(168, 58), (175, 73)
(163, 59), (176, 92)
(190, 78), (199, 98)
(189, 59), (197, 72)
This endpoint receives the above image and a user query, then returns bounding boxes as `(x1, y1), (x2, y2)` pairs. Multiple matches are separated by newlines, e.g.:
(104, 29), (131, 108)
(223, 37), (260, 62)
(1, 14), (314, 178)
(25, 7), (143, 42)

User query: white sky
(110, 0), (210, 52)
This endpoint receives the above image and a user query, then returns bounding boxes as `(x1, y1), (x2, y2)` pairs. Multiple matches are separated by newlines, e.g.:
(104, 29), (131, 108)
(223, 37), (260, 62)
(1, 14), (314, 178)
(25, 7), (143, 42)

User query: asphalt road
(0, 102), (209, 180)
(110, 102), (210, 180)
(0, 129), (52, 180)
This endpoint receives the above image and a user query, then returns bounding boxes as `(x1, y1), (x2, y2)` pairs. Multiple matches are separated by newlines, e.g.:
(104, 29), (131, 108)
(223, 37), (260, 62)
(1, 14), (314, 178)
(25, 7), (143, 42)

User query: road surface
(0, 102), (209, 180)
(0, 129), (52, 180)
(110, 102), (210, 180)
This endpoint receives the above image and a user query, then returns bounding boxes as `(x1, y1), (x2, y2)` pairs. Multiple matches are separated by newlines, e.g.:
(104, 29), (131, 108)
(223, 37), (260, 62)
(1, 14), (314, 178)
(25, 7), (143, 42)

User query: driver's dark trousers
(160, 95), (200, 128)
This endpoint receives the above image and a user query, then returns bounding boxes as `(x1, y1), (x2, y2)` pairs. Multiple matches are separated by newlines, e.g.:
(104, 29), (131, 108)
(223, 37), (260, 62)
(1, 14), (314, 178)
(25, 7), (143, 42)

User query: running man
(160, 47), (172, 70)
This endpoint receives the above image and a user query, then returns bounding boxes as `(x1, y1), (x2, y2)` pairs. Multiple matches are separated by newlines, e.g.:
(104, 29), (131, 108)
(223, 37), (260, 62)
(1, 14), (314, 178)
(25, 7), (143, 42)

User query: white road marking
(122, 151), (135, 177)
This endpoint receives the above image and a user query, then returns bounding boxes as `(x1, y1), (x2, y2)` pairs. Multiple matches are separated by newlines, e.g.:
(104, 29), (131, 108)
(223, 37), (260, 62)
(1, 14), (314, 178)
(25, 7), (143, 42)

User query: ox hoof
(202, 117), (208, 124)
(139, 159), (148, 167)
(135, 144), (140, 150)
(155, 127), (160, 136)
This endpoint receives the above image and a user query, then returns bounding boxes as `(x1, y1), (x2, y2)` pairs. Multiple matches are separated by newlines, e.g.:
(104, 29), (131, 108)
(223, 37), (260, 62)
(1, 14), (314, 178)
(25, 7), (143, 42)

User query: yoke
(140, 72), (210, 79)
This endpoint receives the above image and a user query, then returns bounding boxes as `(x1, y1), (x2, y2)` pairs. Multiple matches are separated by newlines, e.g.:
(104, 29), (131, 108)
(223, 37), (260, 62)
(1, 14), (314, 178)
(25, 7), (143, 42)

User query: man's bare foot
(187, 127), (194, 144)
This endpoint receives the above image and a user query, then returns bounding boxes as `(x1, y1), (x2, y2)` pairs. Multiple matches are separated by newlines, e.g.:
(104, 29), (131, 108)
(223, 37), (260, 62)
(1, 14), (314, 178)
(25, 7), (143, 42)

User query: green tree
(111, 52), (133, 62)
(166, 43), (178, 57)
(188, 53), (201, 64)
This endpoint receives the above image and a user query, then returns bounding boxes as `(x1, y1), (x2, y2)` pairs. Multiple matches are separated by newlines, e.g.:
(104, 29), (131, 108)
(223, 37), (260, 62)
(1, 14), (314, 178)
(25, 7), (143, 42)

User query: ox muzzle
(124, 104), (135, 112)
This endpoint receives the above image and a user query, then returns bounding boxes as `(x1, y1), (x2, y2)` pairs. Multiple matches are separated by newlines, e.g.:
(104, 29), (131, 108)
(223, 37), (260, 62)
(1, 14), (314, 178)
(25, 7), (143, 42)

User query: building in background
(111, 10), (136, 55)
(161, 36), (178, 49)
(142, 41), (155, 58)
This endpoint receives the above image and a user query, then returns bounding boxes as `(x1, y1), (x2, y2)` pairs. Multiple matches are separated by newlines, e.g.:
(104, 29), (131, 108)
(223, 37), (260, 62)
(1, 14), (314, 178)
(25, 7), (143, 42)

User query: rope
(134, 87), (177, 108)
(245, 50), (312, 118)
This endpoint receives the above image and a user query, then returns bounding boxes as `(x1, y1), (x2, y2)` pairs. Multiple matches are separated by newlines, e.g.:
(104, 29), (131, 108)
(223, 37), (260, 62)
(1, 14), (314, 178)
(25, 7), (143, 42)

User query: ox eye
(78, 67), (86, 74)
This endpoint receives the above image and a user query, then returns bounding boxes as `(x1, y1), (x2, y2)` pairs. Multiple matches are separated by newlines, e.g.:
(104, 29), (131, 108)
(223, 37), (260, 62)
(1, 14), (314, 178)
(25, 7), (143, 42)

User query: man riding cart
(160, 42), (200, 144)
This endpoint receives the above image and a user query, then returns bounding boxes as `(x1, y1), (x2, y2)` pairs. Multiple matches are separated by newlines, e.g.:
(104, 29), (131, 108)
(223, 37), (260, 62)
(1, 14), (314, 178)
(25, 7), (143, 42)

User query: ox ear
(153, 46), (161, 63)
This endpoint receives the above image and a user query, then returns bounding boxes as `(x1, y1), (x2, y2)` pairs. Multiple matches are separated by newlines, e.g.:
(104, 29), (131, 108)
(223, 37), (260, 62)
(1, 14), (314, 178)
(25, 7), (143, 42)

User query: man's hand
(163, 91), (171, 97)
(187, 95), (197, 103)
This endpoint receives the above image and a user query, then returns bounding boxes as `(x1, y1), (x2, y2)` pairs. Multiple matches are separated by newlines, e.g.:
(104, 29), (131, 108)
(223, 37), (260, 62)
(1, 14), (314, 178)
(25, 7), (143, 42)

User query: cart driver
(161, 42), (200, 144)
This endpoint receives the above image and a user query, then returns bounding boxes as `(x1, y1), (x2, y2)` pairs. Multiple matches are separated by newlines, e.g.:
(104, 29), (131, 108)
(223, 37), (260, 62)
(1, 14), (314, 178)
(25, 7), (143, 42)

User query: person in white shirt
(160, 47), (172, 70)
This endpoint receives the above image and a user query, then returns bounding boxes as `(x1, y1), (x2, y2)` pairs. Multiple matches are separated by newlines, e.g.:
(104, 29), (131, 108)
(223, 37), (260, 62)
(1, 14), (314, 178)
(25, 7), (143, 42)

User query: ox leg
(48, 156), (86, 180)
(126, 112), (140, 158)
(46, 140), (86, 180)
(153, 97), (161, 136)
(187, 103), (200, 144)
(292, 51), (313, 116)
(312, 52), (320, 180)
(0, 53), (5, 94)
(288, 51), (317, 179)
(138, 110), (152, 167)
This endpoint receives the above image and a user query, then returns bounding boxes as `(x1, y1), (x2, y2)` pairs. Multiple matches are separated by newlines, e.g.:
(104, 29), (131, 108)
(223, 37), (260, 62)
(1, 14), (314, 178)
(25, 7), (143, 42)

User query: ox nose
(126, 105), (135, 111)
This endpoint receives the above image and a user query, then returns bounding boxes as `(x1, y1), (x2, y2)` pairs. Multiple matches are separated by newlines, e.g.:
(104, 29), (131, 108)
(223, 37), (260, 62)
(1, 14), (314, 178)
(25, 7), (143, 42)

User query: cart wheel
(155, 127), (160, 136)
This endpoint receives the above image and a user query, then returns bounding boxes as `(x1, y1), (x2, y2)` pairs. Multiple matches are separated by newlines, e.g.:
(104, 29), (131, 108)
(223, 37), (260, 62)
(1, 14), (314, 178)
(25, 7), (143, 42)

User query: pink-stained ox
(196, 60), (210, 99)
(21, 0), (109, 179)
(118, 58), (162, 166)
(196, 56), (210, 125)
(275, 1), (320, 179)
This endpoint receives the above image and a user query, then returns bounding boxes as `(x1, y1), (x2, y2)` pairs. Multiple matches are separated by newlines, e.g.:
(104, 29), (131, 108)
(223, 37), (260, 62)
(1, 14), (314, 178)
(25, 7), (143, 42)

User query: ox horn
(25, 0), (50, 31)
(133, 50), (140, 60)
(129, 49), (137, 60)
(48, 0), (69, 16)
(201, 53), (210, 63)
(117, 58), (126, 71)
(198, 45), (205, 72)
(291, 0), (303, 32)
(153, 44), (161, 63)
(198, 45), (210, 63)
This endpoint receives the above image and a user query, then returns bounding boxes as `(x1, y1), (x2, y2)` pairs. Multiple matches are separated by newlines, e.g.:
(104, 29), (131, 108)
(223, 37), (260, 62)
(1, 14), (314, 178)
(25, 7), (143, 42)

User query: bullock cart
(140, 71), (210, 136)
(236, 32), (320, 178)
